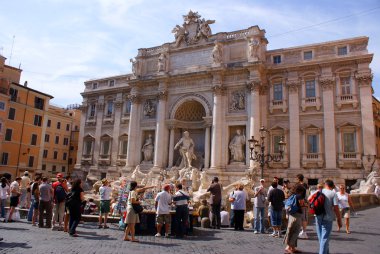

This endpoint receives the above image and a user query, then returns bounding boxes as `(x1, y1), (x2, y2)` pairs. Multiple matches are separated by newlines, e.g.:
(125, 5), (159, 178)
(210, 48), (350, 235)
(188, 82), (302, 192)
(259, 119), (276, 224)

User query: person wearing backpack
(52, 174), (67, 231)
(283, 184), (305, 254)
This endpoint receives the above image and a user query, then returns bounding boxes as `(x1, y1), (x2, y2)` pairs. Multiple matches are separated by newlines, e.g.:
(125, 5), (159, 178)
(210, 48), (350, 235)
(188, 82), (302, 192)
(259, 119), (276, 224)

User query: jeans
(210, 203), (221, 228)
(69, 206), (81, 235)
(39, 200), (52, 228)
(0, 199), (6, 218)
(175, 205), (189, 237)
(27, 199), (35, 221)
(230, 209), (235, 227)
(233, 210), (244, 230)
(254, 207), (265, 232)
(315, 216), (333, 254)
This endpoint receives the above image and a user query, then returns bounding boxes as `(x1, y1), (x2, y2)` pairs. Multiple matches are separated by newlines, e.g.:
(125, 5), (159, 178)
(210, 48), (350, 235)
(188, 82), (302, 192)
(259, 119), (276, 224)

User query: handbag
(132, 203), (143, 214)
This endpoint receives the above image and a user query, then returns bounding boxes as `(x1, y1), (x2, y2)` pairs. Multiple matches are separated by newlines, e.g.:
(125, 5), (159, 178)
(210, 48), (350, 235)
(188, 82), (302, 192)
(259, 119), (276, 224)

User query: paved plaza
(0, 207), (379, 254)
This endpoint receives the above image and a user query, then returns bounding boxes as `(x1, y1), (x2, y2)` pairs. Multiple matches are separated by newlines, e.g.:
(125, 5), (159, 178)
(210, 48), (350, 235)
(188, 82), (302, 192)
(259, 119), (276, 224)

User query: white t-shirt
(155, 191), (172, 215)
(375, 186), (380, 197)
(0, 185), (9, 199)
(10, 181), (20, 197)
(20, 176), (31, 190)
(220, 210), (229, 226)
(99, 186), (112, 201)
(336, 192), (349, 209)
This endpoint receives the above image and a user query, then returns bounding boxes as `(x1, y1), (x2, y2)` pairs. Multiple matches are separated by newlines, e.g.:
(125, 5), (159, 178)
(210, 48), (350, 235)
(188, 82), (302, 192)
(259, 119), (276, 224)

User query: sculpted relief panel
(229, 90), (246, 112)
(143, 99), (157, 119)
(170, 48), (213, 70)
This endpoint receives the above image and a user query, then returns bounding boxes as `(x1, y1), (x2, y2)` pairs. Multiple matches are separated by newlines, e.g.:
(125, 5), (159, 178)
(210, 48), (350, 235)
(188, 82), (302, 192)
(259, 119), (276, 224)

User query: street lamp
(248, 126), (287, 180)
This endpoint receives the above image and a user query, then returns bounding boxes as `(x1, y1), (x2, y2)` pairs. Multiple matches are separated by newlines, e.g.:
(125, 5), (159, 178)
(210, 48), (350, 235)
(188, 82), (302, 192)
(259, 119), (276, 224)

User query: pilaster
(287, 80), (301, 169)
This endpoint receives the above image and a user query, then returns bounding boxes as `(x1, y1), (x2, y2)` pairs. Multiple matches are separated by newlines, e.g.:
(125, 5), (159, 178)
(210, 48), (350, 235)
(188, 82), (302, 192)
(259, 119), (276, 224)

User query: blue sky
(0, 0), (379, 106)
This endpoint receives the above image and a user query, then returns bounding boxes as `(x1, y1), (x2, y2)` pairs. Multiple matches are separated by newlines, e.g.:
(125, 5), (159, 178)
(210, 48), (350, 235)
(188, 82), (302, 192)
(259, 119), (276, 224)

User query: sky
(0, 0), (380, 106)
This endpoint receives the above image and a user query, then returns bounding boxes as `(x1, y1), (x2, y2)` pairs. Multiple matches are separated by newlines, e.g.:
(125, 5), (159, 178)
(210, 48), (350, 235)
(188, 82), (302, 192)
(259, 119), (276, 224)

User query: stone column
(204, 126), (211, 169)
(247, 81), (261, 168)
(287, 81), (300, 169)
(111, 94), (123, 167)
(168, 127), (175, 168)
(75, 103), (88, 169)
(93, 96), (104, 166)
(320, 77), (337, 169)
(125, 94), (141, 172)
(153, 84), (169, 170)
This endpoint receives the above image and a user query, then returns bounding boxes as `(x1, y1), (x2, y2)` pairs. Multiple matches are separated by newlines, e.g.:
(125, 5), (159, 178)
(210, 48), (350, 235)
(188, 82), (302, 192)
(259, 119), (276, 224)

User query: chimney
(24, 81), (28, 87)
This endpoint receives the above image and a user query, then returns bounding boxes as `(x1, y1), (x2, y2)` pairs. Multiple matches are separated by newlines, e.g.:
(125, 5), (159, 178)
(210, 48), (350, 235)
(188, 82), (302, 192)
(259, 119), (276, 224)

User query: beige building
(75, 11), (376, 186)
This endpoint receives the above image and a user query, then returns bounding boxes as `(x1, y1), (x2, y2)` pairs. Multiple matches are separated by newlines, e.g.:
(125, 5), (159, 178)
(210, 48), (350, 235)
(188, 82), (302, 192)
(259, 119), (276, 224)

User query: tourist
(283, 180), (292, 199)
(229, 183), (247, 231)
(99, 179), (112, 229)
(267, 176), (283, 194)
(268, 181), (285, 237)
(253, 179), (267, 234)
(31, 179), (40, 226)
(7, 177), (21, 222)
(374, 183), (380, 198)
(65, 176), (72, 190)
(198, 199), (210, 228)
(66, 179), (85, 237)
(207, 177), (222, 229)
(173, 183), (190, 238)
(295, 174), (309, 239)
(27, 177), (41, 222)
(123, 181), (154, 242)
(283, 184), (305, 254)
(220, 206), (230, 228)
(315, 179), (342, 254)
(38, 177), (53, 228)
(0, 177), (10, 219)
(229, 185), (238, 227)
(337, 184), (354, 234)
(155, 184), (172, 237)
(52, 173), (67, 230)
(20, 171), (31, 208)
(64, 176), (72, 232)
(84, 198), (97, 214)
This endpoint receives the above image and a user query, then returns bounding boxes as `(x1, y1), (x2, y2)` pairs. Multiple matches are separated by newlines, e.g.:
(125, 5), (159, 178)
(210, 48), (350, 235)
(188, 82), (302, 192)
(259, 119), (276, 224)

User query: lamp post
(247, 126), (287, 180)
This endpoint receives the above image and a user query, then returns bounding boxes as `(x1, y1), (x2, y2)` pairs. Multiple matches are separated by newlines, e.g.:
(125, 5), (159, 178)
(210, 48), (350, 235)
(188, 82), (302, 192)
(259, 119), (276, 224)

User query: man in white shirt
(220, 207), (230, 227)
(98, 179), (112, 229)
(8, 177), (22, 222)
(20, 171), (31, 208)
(173, 183), (190, 238)
(155, 185), (172, 237)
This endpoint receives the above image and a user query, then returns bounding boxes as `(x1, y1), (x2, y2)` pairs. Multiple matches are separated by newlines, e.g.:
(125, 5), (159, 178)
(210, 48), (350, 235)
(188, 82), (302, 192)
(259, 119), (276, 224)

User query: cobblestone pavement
(0, 206), (379, 254)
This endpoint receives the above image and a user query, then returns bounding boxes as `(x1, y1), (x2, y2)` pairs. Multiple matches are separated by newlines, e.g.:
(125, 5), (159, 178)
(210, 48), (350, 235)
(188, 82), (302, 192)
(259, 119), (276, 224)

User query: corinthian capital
(319, 77), (335, 91)
(355, 73), (373, 87)
(212, 84), (225, 96)
(246, 81), (261, 92)
(157, 90), (168, 101)
(286, 81), (300, 93)
(128, 94), (141, 104)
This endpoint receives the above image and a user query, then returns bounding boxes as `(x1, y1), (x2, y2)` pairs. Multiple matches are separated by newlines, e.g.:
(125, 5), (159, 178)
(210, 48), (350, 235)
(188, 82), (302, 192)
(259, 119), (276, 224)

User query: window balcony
(103, 114), (114, 124)
(302, 153), (324, 168)
(336, 94), (358, 109)
(268, 153), (289, 168)
(81, 154), (93, 165)
(269, 100), (287, 113)
(338, 152), (361, 168)
(301, 97), (321, 111)
(98, 154), (111, 166)
(85, 116), (96, 126)
(117, 154), (127, 166)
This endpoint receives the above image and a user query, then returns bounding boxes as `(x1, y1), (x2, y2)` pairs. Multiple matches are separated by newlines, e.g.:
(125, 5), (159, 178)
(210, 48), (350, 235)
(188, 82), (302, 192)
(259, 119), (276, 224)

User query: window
(273, 135), (282, 153)
(0, 101), (5, 110)
(273, 55), (281, 64)
(31, 134), (37, 145)
(70, 146), (74, 151)
(55, 136), (59, 144)
(42, 164), (46, 171)
(9, 88), (18, 102)
(34, 97), (45, 110)
(273, 83), (283, 101)
(47, 119), (51, 127)
(121, 140), (128, 155)
(1, 153), (8, 165)
(52, 165), (56, 172)
(66, 124), (70, 131)
(106, 101), (113, 116)
(102, 140), (110, 155)
(338, 46), (347, 56)
(89, 104), (96, 118)
(92, 83), (98, 89)
(303, 51), (313, 60)
(63, 152), (67, 160)
(305, 80), (316, 98)
(62, 166), (66, 172)
(5, 129), (12, 141)
(124, 100), (131, 115)
(8, 107), (15, 120)
(340, 77), (351, 95)
(68, 158), (73, 165)
(45, 134), (50, 142)
(0, 122), (2, 132)
(307, 134), (318, 153)
(343, 132), (356, 153)
(28, 156), (34, 167)
(63, 138), (69, 146)
(34, 115), (42, 126)
(53, 151), (58, 159)
(109, 80), (115, 87)
(43, 150), (48, 158)
(84, 140), (93, 155)
(57, 122), (61, 129)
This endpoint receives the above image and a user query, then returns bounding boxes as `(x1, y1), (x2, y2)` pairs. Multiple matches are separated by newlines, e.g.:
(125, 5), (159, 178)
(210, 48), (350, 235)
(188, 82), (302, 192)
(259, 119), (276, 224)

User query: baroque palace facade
(75, 11), (376, 186)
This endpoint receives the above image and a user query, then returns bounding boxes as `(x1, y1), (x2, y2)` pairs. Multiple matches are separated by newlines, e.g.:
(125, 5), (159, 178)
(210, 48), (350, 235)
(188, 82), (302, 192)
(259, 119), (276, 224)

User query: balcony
(268, 153), (289, 168)
(103, 114), (114, 125)
(98, 154), (111, 166)
(302, 153), (324, 168)
(336, 94), (358, 109)
(269, 100), (287, 113)
(338, 152), (361, 168)
(301, 97), (321, 111)
(81, 154), (93, 165)
(117, 154), (127, 166)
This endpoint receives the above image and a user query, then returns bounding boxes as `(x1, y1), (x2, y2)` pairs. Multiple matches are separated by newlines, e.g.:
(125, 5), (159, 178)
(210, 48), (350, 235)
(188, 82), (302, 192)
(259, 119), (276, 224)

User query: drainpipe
(16, 89), (29, 177)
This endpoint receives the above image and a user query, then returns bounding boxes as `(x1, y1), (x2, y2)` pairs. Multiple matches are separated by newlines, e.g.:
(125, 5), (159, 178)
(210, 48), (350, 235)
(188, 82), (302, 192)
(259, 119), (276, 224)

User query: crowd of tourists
(0, 171), (358, 254)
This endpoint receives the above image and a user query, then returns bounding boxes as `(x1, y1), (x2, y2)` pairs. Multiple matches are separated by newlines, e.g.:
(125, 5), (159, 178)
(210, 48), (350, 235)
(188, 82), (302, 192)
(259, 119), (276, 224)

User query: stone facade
(75, 11), (376, 186)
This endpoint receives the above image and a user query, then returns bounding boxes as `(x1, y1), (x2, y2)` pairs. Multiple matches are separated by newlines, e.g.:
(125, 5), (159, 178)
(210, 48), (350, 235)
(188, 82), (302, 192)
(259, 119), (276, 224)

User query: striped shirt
(173, 190), (189, 206)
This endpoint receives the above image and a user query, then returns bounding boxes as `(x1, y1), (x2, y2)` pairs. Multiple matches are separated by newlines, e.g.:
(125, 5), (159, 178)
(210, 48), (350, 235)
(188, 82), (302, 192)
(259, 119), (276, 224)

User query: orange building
(372, 96), (380, 159)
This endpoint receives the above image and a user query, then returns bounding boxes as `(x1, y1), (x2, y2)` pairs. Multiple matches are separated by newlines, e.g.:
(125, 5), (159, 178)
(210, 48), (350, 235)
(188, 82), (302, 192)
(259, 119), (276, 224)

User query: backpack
(284, 194), (299, 215)
(309, 191), (326, 215)
(55, 184), (67, 203)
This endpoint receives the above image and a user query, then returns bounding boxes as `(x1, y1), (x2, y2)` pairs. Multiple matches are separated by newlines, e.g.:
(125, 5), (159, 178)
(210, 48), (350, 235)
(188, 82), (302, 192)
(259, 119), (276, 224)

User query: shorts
(156, 214), (171, 225)
(100, 200), (111, 214)
(301, 207), (308, 222)
(341, 208), (350, 219)
(10, 196), (19, 207)
(33, 199), (39, 209)
(270, 209), (282, 227)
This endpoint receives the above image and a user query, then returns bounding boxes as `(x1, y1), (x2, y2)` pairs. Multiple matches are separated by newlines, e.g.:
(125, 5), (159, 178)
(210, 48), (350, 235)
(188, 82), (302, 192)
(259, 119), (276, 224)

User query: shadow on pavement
(0, 242), (32, 249)
(0, 227), (29, 231)
(137, 241), (179, 247)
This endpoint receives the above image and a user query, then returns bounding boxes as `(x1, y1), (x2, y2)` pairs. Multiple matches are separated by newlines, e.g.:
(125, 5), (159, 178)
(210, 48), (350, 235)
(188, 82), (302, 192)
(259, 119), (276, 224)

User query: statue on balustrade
(157, 52), (167, 72)
(229, 129), (246, 163)
(141, 134), (154, 163)
(212, 42), (223, 64)
(248, 38), (260, 61)
(174, 131), (197, 169)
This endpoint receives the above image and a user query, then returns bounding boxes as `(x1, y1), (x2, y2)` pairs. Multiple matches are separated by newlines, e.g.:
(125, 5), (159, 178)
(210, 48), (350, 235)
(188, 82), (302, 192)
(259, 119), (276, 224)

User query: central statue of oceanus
(174, 131), (196, 168)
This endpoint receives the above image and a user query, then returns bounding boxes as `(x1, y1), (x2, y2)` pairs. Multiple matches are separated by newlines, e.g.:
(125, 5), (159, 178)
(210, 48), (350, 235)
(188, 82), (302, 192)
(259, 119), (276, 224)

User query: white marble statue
(197, 18), (215, 38)
(248, 38), (260, 60)
(174, 131), (196, 169)
(230, 90), (245, 111)
(172, 25), (186, 47)
(229, 129), (246, 163)
(130, 58), (141, 77)
(130, 165), (147, 182)
(143, 100), (156, 117)
(212, 42), (223, 64)
(157, 52), (167, 72)
(199, 171), (209, 190)
(141, 134), (154, 163)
